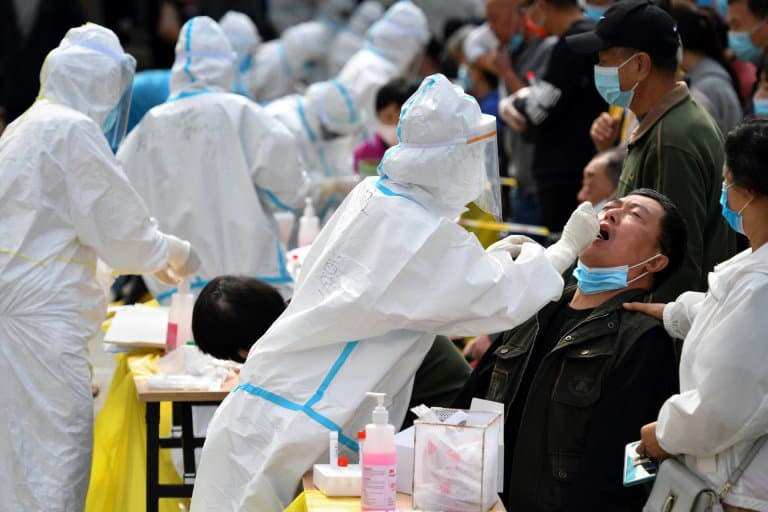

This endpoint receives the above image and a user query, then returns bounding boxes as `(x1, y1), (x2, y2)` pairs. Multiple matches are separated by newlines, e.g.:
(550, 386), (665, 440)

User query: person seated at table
(191, 275), (471, 428)
(453, 188), (686, 511)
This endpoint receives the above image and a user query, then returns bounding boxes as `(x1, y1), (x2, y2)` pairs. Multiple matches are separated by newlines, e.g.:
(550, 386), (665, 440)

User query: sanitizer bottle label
(361, 461), (396, 510)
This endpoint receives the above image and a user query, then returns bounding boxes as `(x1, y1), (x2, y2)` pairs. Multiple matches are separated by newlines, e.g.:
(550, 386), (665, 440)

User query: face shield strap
(397, 129), (497, 149)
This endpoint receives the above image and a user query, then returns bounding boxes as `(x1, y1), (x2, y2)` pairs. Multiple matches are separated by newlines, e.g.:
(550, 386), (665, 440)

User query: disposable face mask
(720, 183), (753, 234)
(458, 65), (474, 92)
(509, 33), (524, 53)
(377, 123), (398, 147)
(573, 253), (661, 295)
(753, 97), (768, 115)
(728, 30), (764, 63)
(594, 54), (639, 108)
(582, 3), (608, 21)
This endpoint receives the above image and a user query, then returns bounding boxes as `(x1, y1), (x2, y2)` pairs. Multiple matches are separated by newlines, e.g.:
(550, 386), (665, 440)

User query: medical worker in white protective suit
(338, 1), (430, 134)
(326, 1), (384, 75)
(118, 16), (307, 301)
(0, 23), (199, 511)
(191, 74), (599, 512)
(265, 78), (361, 212)
(219, 11), (261, 98)
(246, 21), (333, 102)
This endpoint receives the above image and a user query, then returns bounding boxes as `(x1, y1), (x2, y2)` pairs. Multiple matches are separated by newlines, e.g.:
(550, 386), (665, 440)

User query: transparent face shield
(397, 114), (502, 221)
(71, 40), (137, 153)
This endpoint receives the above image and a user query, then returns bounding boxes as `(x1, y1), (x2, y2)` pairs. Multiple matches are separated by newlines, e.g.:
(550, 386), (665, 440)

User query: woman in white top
(627, 117), (768, 512)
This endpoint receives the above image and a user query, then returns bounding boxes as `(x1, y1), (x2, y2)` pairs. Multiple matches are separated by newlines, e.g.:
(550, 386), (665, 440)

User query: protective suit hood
(39, 23), (134, 126)
(367, 1), (429, 72)
(303, 79), (360, 136)
(219, 11), (261, 63)
(170, 16), (236, 96)
(282, 21), (334, 74)
(378, 74), (497, 216)
(347, 1), (384, 34)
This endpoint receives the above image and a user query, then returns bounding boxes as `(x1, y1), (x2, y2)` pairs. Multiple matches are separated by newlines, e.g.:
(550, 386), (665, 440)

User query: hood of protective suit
(347, 1), (384, 34)
(463, 23), (499, 65)
(219, 11), (261, 64)
(319, 0), (357, 23)
(39, 23), (133, 126)
(378, 74), (495, 211)
(367, 1), (429, 72)
(170, 16), (236, 96)
(303, 79), (359, 136)
(282, 21), (335, 74)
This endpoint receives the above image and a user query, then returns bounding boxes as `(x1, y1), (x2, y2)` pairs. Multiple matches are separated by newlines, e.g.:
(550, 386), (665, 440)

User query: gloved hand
(486, 234), (538, 259)
(544, 202), (599, 274)
(498, 92), (528, 133)
(155, 234), (200, 284)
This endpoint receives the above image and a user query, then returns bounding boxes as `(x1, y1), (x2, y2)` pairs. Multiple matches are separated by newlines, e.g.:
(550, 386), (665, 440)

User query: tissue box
(395, 426), (415, 494)
(413, 408), (502, 512)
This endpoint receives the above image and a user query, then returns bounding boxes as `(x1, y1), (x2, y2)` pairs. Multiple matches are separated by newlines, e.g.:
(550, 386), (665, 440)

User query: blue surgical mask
(509, 33), (524, 53)
(582, 3), (608, 21)
(720, 183), (753, 234)
(573, 254), (661, 295)
(696, 0), (712, 6)
(594, 54), (639, 108)
(728, 30), (764, 64)
(458, 65), (474, 92)
(753, 98), (768, 115)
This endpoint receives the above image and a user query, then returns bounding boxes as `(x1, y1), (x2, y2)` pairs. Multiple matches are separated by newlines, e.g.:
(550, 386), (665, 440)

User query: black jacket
(455, 286), (679, 511)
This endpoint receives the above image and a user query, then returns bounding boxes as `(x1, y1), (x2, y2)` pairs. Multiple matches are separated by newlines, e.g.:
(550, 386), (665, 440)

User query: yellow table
(286, 472), (508, 511)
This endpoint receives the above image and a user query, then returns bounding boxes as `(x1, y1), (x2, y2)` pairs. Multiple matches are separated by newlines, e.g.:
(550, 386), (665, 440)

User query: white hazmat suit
(219, 11), (261, 98)
(265, 78), (361, 211)
(0, 23), (197, 510)
(327, 1), (384, 75)
(118, 16), (307, 300)
(248, 21), (335, 102)
(338, 1), (430, 133)
(191, 74), (598, 511)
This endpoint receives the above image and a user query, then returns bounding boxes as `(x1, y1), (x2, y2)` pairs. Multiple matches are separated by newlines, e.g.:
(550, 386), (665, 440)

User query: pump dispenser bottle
(361, 392), (397, 510)
(298, 197), (320, 247)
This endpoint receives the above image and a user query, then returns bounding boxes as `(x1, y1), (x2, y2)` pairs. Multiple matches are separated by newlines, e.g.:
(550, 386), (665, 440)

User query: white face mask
(377, 123), (398, 147)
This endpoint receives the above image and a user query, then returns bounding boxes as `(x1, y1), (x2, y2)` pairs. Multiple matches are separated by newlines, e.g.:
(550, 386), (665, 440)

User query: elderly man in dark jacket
(455, 188), (686, 511)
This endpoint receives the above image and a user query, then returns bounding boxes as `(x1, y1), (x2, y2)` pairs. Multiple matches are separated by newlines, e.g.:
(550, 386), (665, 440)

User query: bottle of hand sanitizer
(361, 392), (397, 511)
(298, 197), (320, 247)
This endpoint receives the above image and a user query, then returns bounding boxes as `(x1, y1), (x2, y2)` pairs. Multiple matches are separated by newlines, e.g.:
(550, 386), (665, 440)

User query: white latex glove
(498, 93), (528, 132)
(160, 234), (201, 280)
(544, 202), (599, 274)
(486, 235), (538, 259)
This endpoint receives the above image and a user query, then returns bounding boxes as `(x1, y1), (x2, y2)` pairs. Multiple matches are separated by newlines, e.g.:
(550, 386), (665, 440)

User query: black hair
(601, 146), (626, 188)
(626, 188), (688, 290)
(729, 0), (768, 19)
(725, 117), (768, 196)
(671, 3), (744, 102)
(375, 78), (419, 114)
(191, 276), (286, 363)
(542, 0), (580, 9)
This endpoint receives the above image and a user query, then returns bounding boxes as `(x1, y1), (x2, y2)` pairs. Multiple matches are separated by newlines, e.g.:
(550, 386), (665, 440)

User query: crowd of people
(1, 0), (768, 511)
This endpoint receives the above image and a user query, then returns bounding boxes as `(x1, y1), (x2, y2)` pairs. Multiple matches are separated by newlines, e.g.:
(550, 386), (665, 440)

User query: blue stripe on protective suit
(235, 340), (361, 451)
(374, 176), (426, 209)
(330, 79), (357, 124)
(183, 19), (196, 83)
(154, 241), (291, 302)
(396, 75), (437, 140)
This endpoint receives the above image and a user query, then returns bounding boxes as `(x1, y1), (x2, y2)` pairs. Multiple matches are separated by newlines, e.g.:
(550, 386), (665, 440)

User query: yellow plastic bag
(283, 490), (365, 512)
(85, 351), (188, 512)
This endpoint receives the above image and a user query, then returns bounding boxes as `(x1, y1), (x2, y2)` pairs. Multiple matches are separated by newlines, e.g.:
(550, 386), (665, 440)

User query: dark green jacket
(458, 286), (677, 511)
(617, 83), (737, 302)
